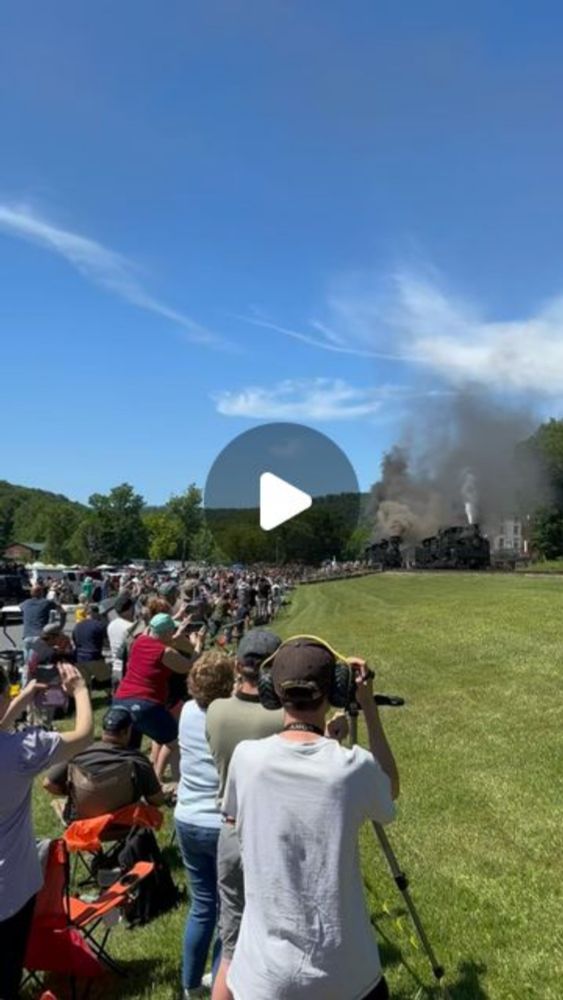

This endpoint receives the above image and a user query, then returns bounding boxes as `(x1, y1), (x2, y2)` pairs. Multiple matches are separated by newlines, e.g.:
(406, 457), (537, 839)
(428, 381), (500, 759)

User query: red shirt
(115, 634), (171, 705)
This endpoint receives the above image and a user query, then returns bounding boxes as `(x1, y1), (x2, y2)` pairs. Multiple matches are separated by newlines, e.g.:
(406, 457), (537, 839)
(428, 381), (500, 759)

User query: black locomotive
(366, 524), (491, 570)
(365, 536), (404, 569)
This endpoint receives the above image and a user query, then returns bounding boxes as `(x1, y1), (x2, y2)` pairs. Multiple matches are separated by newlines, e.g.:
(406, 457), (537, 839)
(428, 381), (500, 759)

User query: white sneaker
(201, 973), (213, 988)
(183, 987), (210, 999)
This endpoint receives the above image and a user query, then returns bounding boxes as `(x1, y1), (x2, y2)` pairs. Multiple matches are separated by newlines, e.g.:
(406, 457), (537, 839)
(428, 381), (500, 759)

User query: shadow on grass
(373, 915), (489, 999)
(161, 841), (185, 874)
(26, 957), (175, 1000)
(446, 960), (488, 999)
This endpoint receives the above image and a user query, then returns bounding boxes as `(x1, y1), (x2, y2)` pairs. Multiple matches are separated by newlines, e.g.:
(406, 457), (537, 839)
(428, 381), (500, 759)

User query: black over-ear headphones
(258, 634), (356, 711)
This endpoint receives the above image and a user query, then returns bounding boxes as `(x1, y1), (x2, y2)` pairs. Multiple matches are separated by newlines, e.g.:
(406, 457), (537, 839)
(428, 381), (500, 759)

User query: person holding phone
(0, 663), (94, 1000)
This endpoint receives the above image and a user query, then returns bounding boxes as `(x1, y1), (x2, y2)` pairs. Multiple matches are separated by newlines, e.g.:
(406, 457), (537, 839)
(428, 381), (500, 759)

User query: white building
(490, 517), (527, 554)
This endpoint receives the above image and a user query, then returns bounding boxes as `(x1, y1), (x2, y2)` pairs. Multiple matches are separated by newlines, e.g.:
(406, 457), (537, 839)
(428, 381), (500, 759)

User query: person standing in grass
(175, 651), (236, 1000)
(209, 630), (284, 1000)
(113, 612), (199, 781)
(222, 638), (400, 1000)
(0, 663), (94, 1000)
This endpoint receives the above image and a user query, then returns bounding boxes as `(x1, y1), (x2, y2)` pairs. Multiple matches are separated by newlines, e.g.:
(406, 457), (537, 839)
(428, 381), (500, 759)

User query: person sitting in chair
(42, 706), (169, 822)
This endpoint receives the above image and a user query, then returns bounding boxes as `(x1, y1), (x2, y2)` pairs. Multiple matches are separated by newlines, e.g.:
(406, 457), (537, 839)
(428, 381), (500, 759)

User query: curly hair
(144, 596), (172, 621)
(188, 651), (235, 709)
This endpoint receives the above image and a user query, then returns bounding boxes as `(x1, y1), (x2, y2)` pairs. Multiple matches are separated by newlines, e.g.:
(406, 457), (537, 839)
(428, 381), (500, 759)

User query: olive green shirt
(206, 693), (284, 808)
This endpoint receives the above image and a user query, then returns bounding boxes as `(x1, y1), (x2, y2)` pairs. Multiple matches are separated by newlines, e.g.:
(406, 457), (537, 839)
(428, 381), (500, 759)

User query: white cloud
(0, 203), (226, 348)
(214, 378), (385, 420)
(213, 377), (445, 421)
(246, 270), (563, 395)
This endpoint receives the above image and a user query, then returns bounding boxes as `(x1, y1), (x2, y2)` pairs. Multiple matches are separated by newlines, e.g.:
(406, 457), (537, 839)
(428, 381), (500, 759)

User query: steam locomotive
(366, 524), (491, 570)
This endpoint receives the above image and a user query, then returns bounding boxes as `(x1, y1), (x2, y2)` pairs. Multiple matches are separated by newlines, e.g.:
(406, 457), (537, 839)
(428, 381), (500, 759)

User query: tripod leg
(373, 823), (446, 985)
(347, 708), (449, 993)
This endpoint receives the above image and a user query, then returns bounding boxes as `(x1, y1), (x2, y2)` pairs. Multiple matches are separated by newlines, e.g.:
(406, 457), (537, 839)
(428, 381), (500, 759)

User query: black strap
(282, 722), (324, 737)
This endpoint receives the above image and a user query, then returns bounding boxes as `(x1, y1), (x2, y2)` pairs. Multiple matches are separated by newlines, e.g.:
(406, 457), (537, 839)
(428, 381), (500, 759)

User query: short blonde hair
(188, 651), (235, 709)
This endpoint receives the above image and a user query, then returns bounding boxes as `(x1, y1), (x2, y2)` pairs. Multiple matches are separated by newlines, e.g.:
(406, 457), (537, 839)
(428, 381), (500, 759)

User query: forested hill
(0, 478), (372, 566)
(0, 480), (87, 560)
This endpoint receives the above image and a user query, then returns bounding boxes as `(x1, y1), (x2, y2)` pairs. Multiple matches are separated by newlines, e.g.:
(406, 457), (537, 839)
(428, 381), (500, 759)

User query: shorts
(217, 821), (244, 959)
(112, 697), (178, 745)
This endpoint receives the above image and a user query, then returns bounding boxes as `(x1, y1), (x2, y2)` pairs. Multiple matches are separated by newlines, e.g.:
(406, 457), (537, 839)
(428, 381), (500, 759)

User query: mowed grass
(278, 574), (563, 1000)
(30, 573), (562, 999)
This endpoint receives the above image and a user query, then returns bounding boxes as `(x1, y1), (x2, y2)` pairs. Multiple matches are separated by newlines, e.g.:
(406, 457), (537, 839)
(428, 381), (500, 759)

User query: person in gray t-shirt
(0, 663), (94, 1000)
(220, 637), (400, 1000)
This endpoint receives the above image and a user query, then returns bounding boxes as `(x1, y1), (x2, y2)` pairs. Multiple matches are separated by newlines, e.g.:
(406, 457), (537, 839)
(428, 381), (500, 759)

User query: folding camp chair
(67, 861), (155, 974)
(24, 838), (155, 996)
(23, 839), (107, 999)
(63, 800), (163, 886)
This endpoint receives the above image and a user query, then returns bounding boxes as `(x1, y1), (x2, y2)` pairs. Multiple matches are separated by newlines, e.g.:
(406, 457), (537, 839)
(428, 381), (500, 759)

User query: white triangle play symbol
(260, 471), (312, 531)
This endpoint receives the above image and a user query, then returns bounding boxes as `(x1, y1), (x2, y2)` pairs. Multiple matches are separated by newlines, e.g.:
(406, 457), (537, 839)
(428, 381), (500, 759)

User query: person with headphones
(220, 636), (400, 1000)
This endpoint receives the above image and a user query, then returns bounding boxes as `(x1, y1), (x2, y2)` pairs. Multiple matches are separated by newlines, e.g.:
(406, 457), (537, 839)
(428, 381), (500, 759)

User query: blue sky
(2, 1), (563, 503)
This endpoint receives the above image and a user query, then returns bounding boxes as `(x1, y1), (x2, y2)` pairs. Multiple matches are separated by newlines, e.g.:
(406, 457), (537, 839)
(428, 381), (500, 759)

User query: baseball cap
(102, 706), (133, 733)
(115, 592), (135, 614)
(149, 612), (178, 636)
(237, 629), (281, 665)
(270, 638), (335, 707)
(159, 582), (178, 598)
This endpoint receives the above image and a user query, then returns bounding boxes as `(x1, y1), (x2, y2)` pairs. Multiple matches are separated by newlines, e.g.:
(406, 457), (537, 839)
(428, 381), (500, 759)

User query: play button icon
(204, 422), (360, 564)
(259, 472), (312, 531)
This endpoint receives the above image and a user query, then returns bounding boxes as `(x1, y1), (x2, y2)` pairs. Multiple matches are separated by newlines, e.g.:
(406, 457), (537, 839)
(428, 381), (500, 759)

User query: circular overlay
(204, 422), (360, 564)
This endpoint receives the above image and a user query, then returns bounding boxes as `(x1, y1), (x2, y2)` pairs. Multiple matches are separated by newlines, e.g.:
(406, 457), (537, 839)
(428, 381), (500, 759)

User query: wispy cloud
(213, 377), (445, 421)
(245, 270), (563, 396)
(0, 203), (226, 348)
(242, 313), (416, 361)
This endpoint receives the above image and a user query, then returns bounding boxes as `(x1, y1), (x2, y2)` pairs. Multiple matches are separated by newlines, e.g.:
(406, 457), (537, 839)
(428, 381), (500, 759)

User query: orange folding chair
(63, 801), (163, 886)
(67, 861), (155, 974)
(24, 839), (155, 996)
(23, 840), (106, 999)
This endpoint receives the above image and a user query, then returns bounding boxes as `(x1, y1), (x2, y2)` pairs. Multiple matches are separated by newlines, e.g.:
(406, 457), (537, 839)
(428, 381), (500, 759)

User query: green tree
(190, 523), (222, 564)
(67, 513), (108, 565)
(144, 511), (182, 561)
(88, 483), (148, 562)
(532, 507), (563, 560)
(43, 505), (83, 563)
(522, 418), (563, 504)
(166, 484), (203, 563)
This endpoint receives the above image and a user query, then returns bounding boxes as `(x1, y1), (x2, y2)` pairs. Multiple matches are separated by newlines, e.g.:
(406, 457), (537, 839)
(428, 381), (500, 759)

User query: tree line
(0, 480), (363, 566)
(2, 417), (563, 565)
(0, 481), (214, 566)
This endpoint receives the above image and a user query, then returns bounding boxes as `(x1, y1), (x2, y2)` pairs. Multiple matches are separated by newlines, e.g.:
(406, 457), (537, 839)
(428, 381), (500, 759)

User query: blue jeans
(176, 820), (222, 989)
(21, 637), (37, 686)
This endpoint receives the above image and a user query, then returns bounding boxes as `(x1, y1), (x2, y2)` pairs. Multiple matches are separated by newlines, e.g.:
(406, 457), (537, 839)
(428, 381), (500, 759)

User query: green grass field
(30, 573), (563, 1000)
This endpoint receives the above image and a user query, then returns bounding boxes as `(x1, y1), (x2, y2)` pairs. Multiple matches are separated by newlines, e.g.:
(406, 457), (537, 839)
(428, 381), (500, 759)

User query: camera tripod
(347, 702), (450, 998)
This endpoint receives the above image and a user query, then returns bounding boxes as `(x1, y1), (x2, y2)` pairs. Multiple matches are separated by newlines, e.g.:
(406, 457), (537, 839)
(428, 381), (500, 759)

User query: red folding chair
(24, 839), (155, 996)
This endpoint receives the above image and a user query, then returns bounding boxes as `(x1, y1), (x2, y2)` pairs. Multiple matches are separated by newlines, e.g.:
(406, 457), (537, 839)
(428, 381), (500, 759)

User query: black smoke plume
(369, 393), (544, 541)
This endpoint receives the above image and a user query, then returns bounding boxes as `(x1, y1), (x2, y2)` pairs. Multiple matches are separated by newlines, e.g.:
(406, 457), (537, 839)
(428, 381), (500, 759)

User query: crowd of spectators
(0, 565), (399, 1000)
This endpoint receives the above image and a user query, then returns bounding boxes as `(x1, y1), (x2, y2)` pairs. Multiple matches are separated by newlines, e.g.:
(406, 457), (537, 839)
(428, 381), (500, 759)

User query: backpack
(69, 759), (137, 820)
(107, 827), (183, 926)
